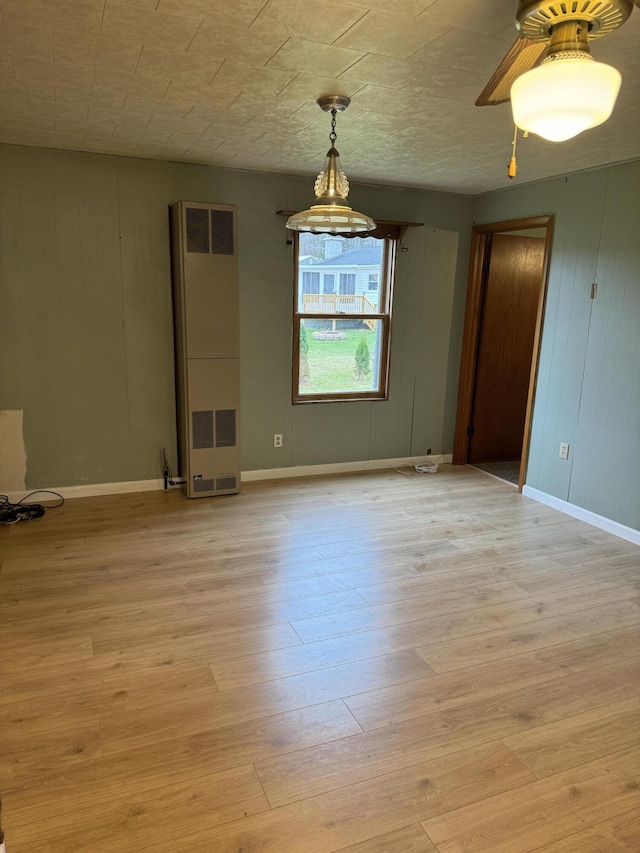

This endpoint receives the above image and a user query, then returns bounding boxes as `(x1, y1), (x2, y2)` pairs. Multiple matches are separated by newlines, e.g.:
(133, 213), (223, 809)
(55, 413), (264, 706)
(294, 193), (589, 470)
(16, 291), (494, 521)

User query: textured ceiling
(1, 0), (639, 195)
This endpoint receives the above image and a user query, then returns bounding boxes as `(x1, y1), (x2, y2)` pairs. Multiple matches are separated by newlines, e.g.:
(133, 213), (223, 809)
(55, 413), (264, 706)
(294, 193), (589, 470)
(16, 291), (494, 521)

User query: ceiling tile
(334, 110), (404, 136)
(226, 93), (306, 118)
(337, 53), (423, 89)
(187, 19), (287, 65)
(212, 63), (297, 98)
(115, 0), (159, 8)
(268, 37), (364, 76)
(404, 61), (488, 104)
(55, 83), (126, 110)
(112, 125), (172, 142)
(335, 10), (446, 59)
(345, 0), (436, 15)
(0, 93), (23, 115)
(200, 123), (266, 146)
(412, 28), (513, 77)
(415, 0), (514, 38)
(0, 22), (54, 61)
(89, 105), (153, 130)
(146, 113), (212, 138)
(277, 72), (365, 103)
(0, 51), (14, 78)
(185, 105), (255, 127)
(136, 46), (224, 85)
(162, 79), (241, 110)
(21, 99), (90, 122)
(93, 67), (170, 100)
(157, 0), (266, 27)
(250, 0), (365, 44)
(100, 2), (202, 51)
(53, 30), (143, 72)
(55, 116), (117, 137)
(213, 137), (275, 158)
(346, 84), (422, 115)
(2, 113), (56, 133)
(122, 96), (190, 119)
(12, 57), (94, 89)
(0, 0), (105, 35)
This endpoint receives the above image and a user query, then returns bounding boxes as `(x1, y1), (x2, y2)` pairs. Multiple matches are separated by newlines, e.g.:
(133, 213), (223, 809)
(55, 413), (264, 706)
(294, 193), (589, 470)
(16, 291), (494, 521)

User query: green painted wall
(473, 160), (640, 532)
(0, 144), (472, 489)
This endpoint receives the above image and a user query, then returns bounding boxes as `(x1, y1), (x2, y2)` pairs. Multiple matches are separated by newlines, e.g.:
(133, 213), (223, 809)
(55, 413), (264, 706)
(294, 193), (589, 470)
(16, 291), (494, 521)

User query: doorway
(453, 215), (554, 491)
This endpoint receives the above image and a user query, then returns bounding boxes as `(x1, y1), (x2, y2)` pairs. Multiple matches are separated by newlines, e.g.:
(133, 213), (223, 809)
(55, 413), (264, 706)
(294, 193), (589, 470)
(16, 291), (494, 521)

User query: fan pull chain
(508, 126), (529, 179)
(508, 123), (518, 178)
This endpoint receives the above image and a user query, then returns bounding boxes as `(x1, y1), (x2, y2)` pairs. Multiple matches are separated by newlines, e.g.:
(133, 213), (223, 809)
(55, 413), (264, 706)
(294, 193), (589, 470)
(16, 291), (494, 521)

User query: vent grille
(186, 207), (210, 254)
(193, 478), (215, 493)
(192, 410), (214, 449)
(210, 209), (234, 255)
(216, 475), (237, 491)
(215, 409), (237, 447)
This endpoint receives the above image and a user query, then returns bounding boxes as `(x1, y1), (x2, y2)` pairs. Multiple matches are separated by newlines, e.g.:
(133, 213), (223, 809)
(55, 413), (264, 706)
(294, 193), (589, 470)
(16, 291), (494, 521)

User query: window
(302, 271), (320, 294)
(339, 273), (356, 295)
(293, 232), (396, 403)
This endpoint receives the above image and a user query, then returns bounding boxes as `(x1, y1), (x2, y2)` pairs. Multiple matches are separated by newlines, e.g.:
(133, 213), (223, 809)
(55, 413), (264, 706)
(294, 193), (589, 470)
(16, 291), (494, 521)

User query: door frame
(453, 215), (555, 491)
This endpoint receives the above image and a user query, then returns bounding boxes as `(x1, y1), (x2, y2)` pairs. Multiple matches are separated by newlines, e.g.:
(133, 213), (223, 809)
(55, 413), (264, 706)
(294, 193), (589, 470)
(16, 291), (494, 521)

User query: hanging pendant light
(286, 96), (376, 234)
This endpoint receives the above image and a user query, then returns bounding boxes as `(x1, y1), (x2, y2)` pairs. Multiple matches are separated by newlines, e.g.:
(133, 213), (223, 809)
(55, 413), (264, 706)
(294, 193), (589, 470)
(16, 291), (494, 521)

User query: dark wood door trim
(453, 215), (555, 492)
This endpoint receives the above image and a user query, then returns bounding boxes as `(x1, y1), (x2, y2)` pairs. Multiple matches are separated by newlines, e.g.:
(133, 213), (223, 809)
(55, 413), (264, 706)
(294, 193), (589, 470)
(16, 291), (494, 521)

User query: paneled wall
(0, 144), (472, 489)
(473, 160), (640, 532)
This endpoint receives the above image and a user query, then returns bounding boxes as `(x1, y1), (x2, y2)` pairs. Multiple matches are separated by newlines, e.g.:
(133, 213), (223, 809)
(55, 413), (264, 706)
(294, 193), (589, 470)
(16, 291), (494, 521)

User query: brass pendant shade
(286, 96), (376, 235)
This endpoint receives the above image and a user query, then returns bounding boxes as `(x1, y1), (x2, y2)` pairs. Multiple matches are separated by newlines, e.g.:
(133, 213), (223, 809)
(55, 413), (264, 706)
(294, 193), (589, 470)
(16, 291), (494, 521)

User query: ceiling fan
(477, 0), (640, 141)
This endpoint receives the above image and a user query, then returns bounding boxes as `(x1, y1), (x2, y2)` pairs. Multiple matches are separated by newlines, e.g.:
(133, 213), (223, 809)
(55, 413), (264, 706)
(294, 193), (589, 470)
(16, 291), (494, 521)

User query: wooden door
(468, 234), (546, 463)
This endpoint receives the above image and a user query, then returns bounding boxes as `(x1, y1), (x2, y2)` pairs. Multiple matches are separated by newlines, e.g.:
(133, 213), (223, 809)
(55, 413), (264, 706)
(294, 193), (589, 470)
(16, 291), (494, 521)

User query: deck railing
(301, 294), (378, 330)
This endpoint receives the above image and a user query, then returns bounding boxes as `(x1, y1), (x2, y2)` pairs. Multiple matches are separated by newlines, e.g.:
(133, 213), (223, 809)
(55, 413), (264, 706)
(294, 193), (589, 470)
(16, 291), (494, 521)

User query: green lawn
(300, 327), (377, 394)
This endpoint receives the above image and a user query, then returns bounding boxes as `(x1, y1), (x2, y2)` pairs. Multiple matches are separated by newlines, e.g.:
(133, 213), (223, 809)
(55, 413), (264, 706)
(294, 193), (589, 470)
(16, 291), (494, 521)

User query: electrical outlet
(426, 447), (432, 455)
(274, 434), (283, 448)
(559, 442), (570, 460)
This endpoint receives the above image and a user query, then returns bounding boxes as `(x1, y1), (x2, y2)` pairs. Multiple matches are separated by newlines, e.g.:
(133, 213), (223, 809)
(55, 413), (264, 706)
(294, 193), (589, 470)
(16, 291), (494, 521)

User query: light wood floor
(1, 465), (640, 853)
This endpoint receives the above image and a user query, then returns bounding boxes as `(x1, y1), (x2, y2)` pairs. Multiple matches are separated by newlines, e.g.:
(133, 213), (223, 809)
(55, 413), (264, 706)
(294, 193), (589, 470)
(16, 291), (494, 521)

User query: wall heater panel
(171, 201), (240, 498)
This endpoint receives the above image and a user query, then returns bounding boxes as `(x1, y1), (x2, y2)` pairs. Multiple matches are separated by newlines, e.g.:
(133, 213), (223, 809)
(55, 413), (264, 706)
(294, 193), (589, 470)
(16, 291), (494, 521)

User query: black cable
(0, 489), (64, 524)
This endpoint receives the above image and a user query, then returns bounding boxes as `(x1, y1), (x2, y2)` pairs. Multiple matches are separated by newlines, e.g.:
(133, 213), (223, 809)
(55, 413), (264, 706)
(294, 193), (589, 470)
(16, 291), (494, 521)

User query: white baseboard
(5, 479), (167, 503)
(6, 455), (452, 501)
(241, 454), (453, 482)
(522, 485), (640, 546)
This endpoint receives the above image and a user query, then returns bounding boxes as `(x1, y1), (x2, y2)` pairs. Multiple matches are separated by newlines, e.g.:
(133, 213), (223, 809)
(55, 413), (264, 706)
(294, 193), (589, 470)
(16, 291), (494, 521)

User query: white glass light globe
(511, 57), (622, 142)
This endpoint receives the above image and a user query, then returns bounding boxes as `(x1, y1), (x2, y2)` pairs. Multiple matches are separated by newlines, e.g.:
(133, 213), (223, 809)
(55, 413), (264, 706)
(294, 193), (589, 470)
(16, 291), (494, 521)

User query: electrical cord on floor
(396, 455), (442, 476)
(0, 490), (64, 524)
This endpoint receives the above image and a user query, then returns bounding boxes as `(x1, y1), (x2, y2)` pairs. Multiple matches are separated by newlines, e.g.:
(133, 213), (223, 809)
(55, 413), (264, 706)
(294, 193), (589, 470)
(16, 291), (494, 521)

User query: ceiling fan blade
(476, 37), (548, 106)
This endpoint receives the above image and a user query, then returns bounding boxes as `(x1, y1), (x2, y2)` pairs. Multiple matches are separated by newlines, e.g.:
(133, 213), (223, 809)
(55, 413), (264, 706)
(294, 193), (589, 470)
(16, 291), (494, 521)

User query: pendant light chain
(329, 108), (337, 145)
